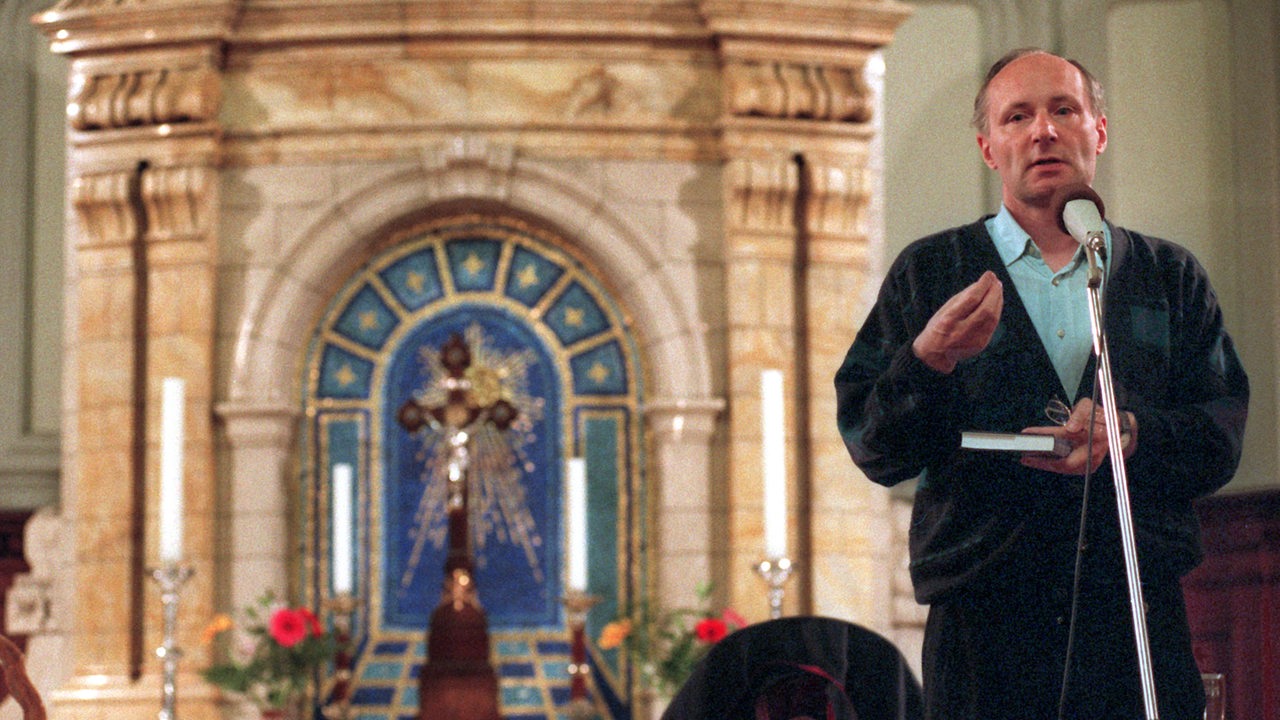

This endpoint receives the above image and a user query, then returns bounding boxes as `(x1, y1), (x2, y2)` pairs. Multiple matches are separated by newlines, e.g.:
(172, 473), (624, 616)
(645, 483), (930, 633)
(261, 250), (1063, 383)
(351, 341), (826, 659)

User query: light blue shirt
(986, 206), (1111, 399)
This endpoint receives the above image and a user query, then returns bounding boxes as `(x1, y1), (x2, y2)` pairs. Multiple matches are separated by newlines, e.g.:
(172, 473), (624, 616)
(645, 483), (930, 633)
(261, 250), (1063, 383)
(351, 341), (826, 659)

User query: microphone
(1053, 183), (1107, 252)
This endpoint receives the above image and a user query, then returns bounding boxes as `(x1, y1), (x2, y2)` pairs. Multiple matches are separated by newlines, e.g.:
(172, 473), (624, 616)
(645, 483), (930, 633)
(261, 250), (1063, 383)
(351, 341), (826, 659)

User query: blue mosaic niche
(381, 305), (564, 631)
(305, 218), (643, 720)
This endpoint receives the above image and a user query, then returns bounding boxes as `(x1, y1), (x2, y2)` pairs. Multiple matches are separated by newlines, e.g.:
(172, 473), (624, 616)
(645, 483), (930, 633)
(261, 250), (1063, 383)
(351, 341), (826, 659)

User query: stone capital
(644, 397), (725, 442)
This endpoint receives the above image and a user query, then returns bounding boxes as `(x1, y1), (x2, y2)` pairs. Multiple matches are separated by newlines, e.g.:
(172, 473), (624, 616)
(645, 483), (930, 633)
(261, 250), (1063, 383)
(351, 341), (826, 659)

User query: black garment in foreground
(661, 616), (924, 720)
(923, 574), (1205, 720)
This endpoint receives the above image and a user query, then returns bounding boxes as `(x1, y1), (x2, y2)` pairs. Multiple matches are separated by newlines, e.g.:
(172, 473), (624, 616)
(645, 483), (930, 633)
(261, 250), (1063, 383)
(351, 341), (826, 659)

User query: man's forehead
(987, 55), (1090, 106)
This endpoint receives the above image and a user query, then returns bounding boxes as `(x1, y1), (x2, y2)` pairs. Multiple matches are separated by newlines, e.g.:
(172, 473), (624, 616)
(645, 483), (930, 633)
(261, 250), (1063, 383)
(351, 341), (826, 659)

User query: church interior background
(0, 1), (1277, 719)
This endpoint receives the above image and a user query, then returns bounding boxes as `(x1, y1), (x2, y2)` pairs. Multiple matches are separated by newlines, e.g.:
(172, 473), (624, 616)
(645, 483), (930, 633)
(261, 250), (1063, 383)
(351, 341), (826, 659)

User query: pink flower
(298, 607), (324, 637)
(721, 608), (748, 630)
(694, 617), (729, 644)
(268, 608), (308, 648)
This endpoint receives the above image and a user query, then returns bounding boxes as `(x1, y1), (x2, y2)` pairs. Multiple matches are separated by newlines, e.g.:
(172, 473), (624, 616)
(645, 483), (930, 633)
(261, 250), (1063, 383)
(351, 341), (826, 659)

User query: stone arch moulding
(225, 137), (716, 409)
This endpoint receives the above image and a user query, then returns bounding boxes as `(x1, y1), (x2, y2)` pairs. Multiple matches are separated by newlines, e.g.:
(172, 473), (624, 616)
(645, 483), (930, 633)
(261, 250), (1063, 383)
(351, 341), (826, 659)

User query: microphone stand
(1081, 236), (1160, 720)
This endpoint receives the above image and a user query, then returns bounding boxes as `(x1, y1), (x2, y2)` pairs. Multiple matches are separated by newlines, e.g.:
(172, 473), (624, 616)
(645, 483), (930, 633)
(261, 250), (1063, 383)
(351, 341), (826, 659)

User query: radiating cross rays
(399, 323), (547, 595)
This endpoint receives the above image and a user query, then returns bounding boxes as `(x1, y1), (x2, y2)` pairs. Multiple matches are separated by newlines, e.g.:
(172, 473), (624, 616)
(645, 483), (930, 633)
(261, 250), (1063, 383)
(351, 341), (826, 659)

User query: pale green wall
(0, 0), (64, 510)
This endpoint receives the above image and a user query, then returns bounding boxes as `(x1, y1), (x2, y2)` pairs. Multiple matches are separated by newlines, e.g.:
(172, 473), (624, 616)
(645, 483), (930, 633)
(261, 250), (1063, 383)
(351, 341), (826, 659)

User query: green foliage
(599, 582), (745, 696)
(200, 591), (337, 710)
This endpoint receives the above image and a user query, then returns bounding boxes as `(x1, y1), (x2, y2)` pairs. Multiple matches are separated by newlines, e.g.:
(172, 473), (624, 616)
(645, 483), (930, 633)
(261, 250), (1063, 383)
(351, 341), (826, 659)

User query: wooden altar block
(418, 598), (502, 720)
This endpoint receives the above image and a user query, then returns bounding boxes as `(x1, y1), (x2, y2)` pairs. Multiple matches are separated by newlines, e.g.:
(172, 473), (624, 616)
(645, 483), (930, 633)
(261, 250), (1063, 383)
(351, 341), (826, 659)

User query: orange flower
(201, 614), (234, 645)
(598, 619), (633, 650)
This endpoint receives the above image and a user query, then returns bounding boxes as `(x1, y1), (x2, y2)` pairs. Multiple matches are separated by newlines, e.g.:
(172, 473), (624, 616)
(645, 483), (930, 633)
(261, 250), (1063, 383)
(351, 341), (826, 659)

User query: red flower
(268, 608), (308, 648)
(694, 617), (729, 644)
(298, 607), (323, 637)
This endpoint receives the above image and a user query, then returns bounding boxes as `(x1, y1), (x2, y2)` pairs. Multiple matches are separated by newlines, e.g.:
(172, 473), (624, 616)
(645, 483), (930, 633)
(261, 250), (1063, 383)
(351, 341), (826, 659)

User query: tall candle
(761, 369), (787, 559)
(332, 463), (354, 595)
(566, 458), (588, 592)
(159, 377), (185, 564)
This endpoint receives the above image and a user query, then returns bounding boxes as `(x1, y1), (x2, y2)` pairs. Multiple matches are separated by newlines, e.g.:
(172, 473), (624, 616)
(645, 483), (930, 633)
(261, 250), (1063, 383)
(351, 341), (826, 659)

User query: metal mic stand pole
(1082, 238), (1159, 720)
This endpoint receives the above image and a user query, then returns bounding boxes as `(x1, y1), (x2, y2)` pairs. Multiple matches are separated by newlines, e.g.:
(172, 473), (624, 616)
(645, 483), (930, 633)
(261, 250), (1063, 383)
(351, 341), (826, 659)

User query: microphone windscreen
(1062, 199), (1105, 244)
(1052, 183), (1106, 236)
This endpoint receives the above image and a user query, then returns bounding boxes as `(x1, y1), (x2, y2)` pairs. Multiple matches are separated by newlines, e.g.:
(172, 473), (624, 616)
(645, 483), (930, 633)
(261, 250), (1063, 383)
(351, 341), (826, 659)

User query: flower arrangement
(598, 583), (747, 695)
(200, 592), (337, 711)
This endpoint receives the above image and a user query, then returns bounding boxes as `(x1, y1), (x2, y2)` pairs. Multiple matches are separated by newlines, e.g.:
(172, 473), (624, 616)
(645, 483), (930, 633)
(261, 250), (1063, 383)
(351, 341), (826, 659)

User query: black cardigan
(834, 219), (1249, 603)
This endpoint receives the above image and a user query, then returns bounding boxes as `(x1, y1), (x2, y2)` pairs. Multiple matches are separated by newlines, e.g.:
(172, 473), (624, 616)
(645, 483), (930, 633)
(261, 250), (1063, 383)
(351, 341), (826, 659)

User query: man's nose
(1032, 112), (1058, 141)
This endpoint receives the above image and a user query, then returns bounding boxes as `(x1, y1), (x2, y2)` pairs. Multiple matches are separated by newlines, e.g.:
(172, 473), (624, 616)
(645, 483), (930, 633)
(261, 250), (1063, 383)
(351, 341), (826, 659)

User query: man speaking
(834, 48), (1249, 719)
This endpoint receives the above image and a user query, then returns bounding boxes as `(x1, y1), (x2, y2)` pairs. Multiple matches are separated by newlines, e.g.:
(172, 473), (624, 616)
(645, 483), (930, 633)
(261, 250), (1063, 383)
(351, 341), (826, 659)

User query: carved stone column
(719, 151), (801, 620)
(700, 0), (911, 621)
(801, 151), (896, 623)
(33, 3), (230, 719)
(214, 404), (298, 614)
(60, 165), (146, 691)
(644, 398), (726, 609)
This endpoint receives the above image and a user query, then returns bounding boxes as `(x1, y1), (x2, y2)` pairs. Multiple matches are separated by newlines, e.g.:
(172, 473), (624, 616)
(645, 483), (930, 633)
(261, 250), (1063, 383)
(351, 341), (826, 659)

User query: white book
(961, 431), (1071, 457)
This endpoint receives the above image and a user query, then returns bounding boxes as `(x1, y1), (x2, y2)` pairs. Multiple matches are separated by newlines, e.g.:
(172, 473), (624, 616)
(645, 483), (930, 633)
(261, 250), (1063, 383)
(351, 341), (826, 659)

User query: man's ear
(977, 134), (998, 169)
(1095, 114), (1108, 155)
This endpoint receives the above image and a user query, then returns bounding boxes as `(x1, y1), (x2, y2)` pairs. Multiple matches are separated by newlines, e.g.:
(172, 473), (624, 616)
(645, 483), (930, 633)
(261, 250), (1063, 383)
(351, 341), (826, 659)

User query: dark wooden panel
(1182, 490), (1280, 720)
(0, 511), (32, 656)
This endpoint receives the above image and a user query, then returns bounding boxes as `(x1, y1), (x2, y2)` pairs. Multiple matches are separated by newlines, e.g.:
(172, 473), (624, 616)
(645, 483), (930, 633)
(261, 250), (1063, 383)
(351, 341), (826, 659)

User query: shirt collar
(985, 205), (1112, 270)
(987, 205), (1035, 267)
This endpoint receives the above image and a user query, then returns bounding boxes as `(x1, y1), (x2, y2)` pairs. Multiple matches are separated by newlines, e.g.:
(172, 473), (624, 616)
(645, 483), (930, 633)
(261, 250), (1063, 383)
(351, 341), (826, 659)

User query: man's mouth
(1030, 158), (1063, 168)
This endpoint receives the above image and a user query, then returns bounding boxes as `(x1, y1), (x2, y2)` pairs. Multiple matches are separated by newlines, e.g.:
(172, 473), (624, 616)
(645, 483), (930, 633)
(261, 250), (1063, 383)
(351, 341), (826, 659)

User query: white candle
(761, 369), (787, 559)
(159, 377), (185, 564)
(566, 458), (588, 592)
(332, 463), (354, 595)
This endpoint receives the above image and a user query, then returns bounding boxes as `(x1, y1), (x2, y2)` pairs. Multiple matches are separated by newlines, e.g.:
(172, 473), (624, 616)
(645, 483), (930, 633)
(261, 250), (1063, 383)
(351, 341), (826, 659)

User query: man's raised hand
(912, 270), (1004, 373)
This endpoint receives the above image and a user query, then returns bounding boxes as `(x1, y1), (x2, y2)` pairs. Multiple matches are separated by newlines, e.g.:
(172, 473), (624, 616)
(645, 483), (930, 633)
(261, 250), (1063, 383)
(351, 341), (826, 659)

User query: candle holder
(322, 593), (358, 720)
(754, 557), (794, 620)
(150, 562), (195, 720)
(560, 590), (601, 720)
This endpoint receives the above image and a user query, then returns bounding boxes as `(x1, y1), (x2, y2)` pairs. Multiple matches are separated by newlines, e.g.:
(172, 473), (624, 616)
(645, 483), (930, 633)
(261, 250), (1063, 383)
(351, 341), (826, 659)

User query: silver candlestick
(150, 562), (195, 720)
(561, 590), (601, 720)
(754, 557), (794, 620)
(322, 593), (358, 720)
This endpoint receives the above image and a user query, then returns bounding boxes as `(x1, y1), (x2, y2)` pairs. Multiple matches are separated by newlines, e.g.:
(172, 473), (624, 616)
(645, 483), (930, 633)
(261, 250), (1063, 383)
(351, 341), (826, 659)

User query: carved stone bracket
(420, 137), (519, 202)
(725, 60), (873, 123)
(724, 156), (798, 240)
(801, 159), (872, 242)
(141, 164), (214, 243)
(68, 61), (221, 131)
(70, 164), (214, 248)
(69, 169), (140, 249)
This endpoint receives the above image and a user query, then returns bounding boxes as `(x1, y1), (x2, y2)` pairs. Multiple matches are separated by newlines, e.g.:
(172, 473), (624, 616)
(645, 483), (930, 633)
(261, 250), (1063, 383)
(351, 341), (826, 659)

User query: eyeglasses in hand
(1045, 397), (1072, 427)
